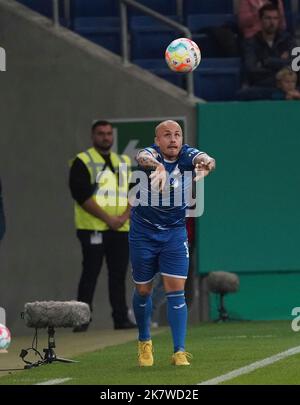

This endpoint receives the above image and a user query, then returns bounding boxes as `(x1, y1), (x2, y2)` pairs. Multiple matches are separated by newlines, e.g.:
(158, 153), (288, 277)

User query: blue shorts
(129, 220), (189, 284)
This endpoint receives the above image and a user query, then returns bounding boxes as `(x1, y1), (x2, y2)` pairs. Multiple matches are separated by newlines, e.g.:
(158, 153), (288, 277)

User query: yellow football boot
(138, 340), (154, 367)
(171, 351), (192, 366)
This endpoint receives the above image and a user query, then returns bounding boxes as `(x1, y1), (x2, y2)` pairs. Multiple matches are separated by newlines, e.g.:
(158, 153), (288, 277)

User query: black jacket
(243, 31), (297, 86)
(69, 154), (116, 206)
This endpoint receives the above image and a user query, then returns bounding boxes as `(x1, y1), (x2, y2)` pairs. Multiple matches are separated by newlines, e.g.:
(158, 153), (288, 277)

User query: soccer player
(129, 120), (215, 366)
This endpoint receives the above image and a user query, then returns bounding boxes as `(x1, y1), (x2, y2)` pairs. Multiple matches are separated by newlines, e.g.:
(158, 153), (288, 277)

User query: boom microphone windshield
(24, 301), (90, 328)
(207, 271), (239, 294)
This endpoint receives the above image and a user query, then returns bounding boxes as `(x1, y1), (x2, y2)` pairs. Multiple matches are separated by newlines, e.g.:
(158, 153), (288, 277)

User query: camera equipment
(207, 272), (239, 322)
(20, 301), (90, 369)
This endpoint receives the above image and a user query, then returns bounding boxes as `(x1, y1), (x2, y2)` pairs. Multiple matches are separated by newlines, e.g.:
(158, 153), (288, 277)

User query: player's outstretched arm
(136, 149), (161, 170)
(136, 149), (167, 192)
(193, 153), (216, 181)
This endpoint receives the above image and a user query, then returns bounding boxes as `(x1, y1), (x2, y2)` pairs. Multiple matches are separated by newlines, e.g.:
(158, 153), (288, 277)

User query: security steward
(69, 120), (135, 331)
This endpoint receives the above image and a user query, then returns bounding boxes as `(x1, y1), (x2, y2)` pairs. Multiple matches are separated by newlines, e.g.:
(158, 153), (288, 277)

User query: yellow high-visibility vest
(74, 147), (131, 232)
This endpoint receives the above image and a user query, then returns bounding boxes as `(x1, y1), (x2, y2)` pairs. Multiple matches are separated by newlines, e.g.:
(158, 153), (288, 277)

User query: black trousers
(76, 230), (130, 325)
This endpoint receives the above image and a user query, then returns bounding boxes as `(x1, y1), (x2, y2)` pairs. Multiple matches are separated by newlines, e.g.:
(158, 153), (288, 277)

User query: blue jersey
(131, 144), (203, 230)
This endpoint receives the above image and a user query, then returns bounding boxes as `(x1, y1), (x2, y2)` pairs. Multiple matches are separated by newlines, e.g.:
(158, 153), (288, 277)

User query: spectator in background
(272, 67), (300, 100)
(243, 4), (296, 88)
(69, 120), (136, 331)
(239, 0), (286, 39)
(0, 179), (5, 243)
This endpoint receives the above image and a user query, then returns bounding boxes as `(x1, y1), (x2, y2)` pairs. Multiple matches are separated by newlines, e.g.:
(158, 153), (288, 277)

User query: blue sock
(133, 290), (152, 341)
(166, 290), (187, 353)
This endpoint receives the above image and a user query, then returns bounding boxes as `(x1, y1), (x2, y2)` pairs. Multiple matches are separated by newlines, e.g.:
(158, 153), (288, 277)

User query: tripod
(21, 326), (78, 369)
(215, 293), (245, 322)
(43, 326), (77, 364)
(216, 293), (229, 322)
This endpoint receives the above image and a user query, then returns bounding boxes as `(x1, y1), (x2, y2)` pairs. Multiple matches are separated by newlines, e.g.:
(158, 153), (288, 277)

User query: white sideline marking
(198, 345), (300, 385)
(35, 378), (71, 385)
(212, 335), (247, 339)
(212, 335), (275, 340)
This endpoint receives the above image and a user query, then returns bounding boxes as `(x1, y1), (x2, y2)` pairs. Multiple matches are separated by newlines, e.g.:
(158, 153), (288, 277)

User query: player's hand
(194, 156), (216, 181)
(149, 164), (167, 192)
(106, 215), (124, 230)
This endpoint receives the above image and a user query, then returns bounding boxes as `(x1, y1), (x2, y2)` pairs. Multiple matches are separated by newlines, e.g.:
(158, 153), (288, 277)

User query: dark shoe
(73, 323), (90, 333)
(114, 320), (137, 330)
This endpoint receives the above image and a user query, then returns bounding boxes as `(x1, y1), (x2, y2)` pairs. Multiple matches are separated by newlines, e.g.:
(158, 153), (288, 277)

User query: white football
(165, 38), (201, 73)
(0, 323), (11, 351)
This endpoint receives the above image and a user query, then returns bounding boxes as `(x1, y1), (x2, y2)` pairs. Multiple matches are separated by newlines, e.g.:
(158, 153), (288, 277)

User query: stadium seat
(70, 0), (119, 18)
(16, 0), (67, 18)
(71, 0), (178, 18)
(128, 0), (177, 16)
(130, 16), (181, 59)
(16, 0), (53, 17)
(194, 58), (241, 101)
(133, 58), (185, 87)
(73, 17), (121, 54)
(191, 34), (219, 58)
(199, 57), (241, 69)
(296, 0), (300, 27)
(16, 0), (66, 25)
(187, 14), (238, 57)
(282, 0), (296, 33)
(184, 0), (234, 15)
(187, 13), (237, 32)
(133, 57), (241, 101)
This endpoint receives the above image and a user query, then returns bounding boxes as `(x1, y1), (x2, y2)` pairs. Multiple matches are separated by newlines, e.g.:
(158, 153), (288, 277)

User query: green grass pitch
(1, 321), (300, 385)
